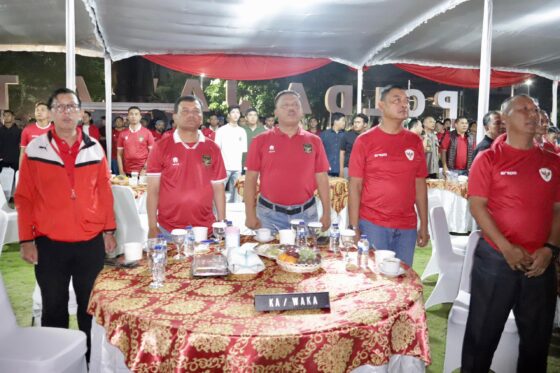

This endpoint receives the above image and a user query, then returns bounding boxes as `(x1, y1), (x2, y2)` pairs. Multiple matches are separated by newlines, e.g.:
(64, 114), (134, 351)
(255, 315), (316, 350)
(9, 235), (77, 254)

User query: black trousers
(35, 234), (105, 362)
(461, 239), (556, 373)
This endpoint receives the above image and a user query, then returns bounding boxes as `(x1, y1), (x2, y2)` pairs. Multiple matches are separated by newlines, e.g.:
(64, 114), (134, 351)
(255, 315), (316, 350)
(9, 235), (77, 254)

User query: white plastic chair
(0, 210), (7, 256)
(443, 231), (519, 373)
(0, 273), (87, 373)
(421, 194), (443, 281)
(112, 185), (148, 255)
(0, 183), (18, 245)
(0, 167), (15, 200)
(424, 206), (465, 309)
(31, 281), (78, 327)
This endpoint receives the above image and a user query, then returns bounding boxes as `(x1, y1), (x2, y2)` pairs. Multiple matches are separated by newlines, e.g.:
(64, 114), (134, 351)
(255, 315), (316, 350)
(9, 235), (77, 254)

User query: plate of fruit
(276, 246), (322, 273)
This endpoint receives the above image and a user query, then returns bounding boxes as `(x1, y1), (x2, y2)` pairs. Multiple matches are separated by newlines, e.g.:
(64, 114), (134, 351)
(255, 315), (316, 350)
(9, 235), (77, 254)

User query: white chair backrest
(0, 273), (17, 334)
(14, 170), (19, 189)
(430, 206), (455, 261)
(112, 185), (146, 246)
(0, 168), (15, 200)
(0, 185), (7, 209)
(0, 210), (8, 256)
(458, 230), (481, 294)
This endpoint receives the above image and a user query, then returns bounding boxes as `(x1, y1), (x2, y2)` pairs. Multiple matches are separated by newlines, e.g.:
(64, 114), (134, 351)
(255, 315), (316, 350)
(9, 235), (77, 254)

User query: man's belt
(258, 197), (315, 216)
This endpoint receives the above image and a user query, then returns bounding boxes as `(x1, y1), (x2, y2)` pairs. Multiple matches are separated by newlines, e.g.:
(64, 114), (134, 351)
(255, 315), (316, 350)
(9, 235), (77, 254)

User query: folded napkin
(227, 243), (265, 274)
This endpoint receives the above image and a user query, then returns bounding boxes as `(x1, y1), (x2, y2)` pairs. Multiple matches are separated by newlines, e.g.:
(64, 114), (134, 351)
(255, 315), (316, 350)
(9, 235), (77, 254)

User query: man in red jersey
(348, 85), (429, 266)
(462, 95), (560, 373)
(16, 88), (116, 362)
(19, 102), (52, 166)
(117, 106), (154, 176)
(146, 96), (226, 237)
(151, 119), (166, 141)
(202, 113), (220, 141)
(245, 90), (331, 232)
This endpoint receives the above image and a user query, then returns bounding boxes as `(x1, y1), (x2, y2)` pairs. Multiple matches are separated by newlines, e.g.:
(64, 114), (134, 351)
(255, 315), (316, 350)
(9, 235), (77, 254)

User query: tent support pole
(105, 56), (112, 170)
(65, 0), (76, 90)
(476, 0), (493, 144)
(552, 80), (558, 126)
(357, 67), (363, 114)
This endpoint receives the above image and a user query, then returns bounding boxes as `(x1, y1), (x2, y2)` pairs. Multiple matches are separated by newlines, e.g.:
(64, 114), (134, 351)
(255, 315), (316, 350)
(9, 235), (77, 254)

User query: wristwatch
(544, 242), (560, 260)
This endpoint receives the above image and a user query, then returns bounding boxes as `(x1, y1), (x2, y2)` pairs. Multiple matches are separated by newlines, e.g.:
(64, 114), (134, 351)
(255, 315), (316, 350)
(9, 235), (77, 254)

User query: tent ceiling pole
(105, 56), (112, 169)
(553, 80), (558, 126)
(357, 67), (363, 114)
(476, 0), (493, 144)
(65, 0), (76, 90)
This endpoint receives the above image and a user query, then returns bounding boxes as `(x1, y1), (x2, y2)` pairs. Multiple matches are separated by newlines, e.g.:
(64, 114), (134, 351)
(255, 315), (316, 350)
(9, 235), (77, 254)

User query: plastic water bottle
(150, 235), (167, 288)
(358, 234), (370, 268)
(185, 226), (195, 256)
(296, 221), (308, 248)
(329, 223), (340, 253)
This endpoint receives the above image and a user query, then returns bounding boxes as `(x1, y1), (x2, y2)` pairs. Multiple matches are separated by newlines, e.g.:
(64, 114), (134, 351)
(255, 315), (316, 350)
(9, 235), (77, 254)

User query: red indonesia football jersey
(349, 127), (428, 229)
(147, 132), (226, 231)
(469, 135), (560, 254)
(21, 122), (52, 147)
(117, 127), (154, 173)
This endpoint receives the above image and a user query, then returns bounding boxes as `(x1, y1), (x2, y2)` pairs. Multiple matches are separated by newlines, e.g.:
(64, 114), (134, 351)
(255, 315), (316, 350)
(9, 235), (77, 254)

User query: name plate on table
(255, 292), (330, 311)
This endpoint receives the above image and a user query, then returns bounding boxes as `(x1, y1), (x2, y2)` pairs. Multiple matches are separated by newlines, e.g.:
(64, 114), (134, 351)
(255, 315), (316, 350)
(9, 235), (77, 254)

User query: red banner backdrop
(144, 54), (331, 81)
(396, 63), (533, 88)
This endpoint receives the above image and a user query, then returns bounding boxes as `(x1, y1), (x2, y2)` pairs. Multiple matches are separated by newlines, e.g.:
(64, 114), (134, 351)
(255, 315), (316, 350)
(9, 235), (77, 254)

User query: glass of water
(212, 222), (227, 252)
(340, 229), (356, 262)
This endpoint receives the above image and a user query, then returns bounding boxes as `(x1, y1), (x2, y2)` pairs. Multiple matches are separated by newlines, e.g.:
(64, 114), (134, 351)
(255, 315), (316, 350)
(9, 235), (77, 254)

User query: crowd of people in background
(1, 97), (558, 185)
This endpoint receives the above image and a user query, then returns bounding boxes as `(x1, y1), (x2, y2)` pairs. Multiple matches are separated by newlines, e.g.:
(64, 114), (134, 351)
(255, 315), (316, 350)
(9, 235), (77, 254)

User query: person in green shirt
(242, 107), (267, 173)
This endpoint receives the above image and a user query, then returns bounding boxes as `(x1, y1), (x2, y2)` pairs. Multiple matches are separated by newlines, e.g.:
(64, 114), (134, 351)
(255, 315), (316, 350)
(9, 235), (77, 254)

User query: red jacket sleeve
(97, 153), (117, 231)
(14, 153), (37, 241)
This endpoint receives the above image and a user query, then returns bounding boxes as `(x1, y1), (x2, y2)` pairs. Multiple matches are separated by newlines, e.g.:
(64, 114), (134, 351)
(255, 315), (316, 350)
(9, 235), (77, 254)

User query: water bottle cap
(333, 223), (339, 227)
(299, 221), (305, 225)
(185, 225), (192, 229)
(360, 234), (367, 238)
(157, 234), (164, 238)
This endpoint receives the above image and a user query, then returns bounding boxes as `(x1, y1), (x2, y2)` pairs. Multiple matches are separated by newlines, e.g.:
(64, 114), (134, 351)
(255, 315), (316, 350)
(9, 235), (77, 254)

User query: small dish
(379, 267), (406, 278)
(254, 236), (275, 243)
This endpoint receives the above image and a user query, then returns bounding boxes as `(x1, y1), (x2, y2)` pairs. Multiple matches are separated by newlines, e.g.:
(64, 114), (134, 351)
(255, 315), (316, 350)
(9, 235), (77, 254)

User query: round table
(88, 247), (430, 372)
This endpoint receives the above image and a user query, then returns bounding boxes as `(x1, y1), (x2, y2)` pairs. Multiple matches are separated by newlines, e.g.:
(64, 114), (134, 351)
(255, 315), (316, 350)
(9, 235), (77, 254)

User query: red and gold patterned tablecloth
(426, 179), (468, 199)
(88, 249), (430, 372)
(235, 176), (349, 214)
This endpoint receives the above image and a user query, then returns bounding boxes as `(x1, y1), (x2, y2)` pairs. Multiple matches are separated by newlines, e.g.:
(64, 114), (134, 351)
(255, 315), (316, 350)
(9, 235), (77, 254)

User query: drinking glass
(307, 222), (322, 251)
(340, 229), (356, 262)
(212, 222), (227, 252)
(171, 229), (187, 260)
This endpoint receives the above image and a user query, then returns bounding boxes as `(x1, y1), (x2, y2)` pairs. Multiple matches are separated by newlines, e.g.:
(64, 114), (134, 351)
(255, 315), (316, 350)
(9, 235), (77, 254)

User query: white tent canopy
(0, 0), (558, 80)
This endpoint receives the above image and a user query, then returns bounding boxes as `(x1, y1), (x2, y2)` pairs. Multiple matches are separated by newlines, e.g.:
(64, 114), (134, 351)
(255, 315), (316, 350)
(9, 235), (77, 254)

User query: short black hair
(83, 110), (92, 117)
(3, 110), (14, 116)
(245, 107), (257, 115)
(547, 126), (559, 134)
(174, 95), (202, 114)
(274, 90), (301, 106)
(228, 105), (241, 114)
(455, 116), (468, 123)
(353, 113), (369, 124)
(406, 118), (421, 130)
(128, 106), (141, 114)
(482, 111), (500, 127)
(380, 84), (406, 101)
(331, 112), (345, 125)
(46, 88), (81, 109)
(443, 118), (451, 123)
(422, 115), (435, 124)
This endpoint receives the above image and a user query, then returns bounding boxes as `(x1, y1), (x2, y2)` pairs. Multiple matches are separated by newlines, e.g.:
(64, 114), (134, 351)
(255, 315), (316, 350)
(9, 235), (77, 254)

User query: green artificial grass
(1, 242), (559, 371)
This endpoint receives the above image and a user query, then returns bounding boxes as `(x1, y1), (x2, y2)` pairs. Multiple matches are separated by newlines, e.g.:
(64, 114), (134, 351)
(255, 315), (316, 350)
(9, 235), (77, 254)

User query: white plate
(254, 236), (275, 243)
(255, 244), (284, 259)
(379, 267), (406, 278)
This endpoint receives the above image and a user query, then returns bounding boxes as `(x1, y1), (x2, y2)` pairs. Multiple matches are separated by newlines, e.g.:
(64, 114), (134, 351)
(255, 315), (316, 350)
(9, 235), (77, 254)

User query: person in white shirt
(215, 105), (247, 202)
